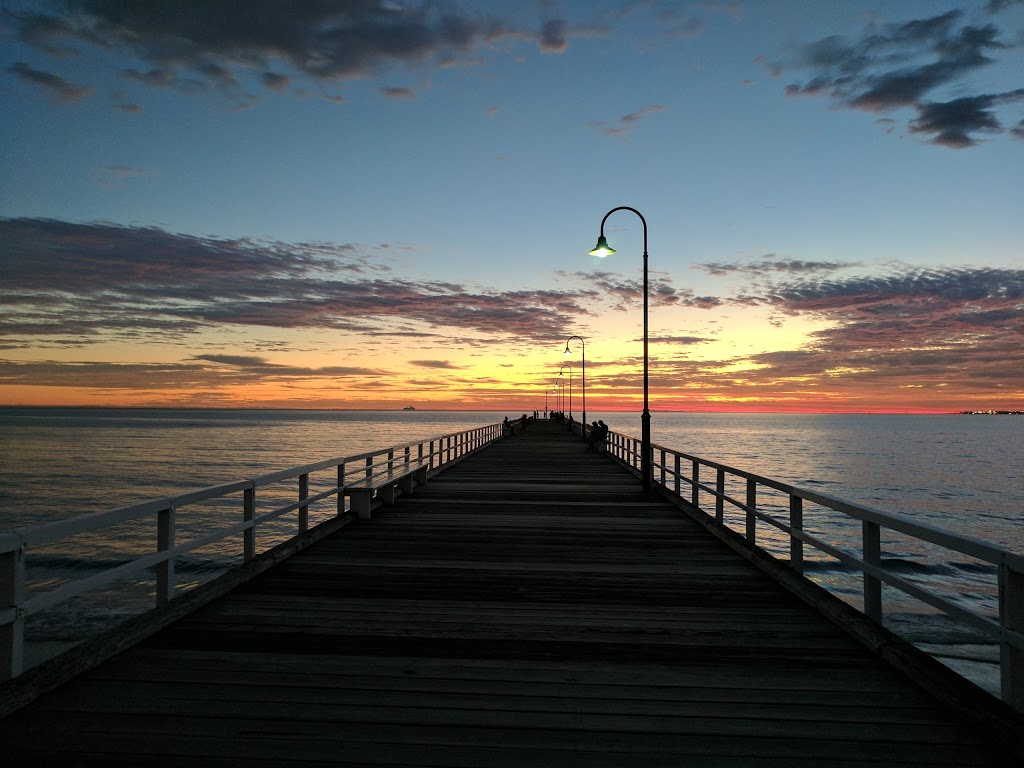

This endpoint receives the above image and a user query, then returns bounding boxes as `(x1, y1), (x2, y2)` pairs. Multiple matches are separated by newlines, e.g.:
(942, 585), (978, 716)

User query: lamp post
(589, 206), (652, 493)
(564, 335), (586, 433)
(559, 363), (573, 423)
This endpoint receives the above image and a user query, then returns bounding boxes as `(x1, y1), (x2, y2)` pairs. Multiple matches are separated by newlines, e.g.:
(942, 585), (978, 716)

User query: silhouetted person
(586, 420), (608, 453)
(520, 414), (528, 434)
(503, 416), (512, 437)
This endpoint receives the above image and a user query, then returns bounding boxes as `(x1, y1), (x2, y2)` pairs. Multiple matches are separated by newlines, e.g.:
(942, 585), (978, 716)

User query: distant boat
(403, 406), (416, 411)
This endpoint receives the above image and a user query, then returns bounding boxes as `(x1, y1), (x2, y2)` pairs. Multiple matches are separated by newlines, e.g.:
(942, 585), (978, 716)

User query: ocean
(1, 407), (1021, 691)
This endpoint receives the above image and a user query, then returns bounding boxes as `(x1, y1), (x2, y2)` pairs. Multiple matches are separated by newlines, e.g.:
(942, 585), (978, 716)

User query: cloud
(909, 90), (1024, 147)
(769, 10), (1024, 148)
(696, 257), (860, 277)
(562, 270), (721, 310)
(539, 19), (568, 52)
(409, 360), (462, 369)
(722, 266), (1024, 395)
(10, 2), (579, 106)
(0, 218), (594, 349)
(7, 61), (91, 102)
(381, 86), (416, 100)
(589, 104), (666, 137)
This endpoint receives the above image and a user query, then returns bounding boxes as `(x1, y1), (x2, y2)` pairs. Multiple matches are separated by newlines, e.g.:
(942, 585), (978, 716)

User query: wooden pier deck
(0, 419), (1012, 765)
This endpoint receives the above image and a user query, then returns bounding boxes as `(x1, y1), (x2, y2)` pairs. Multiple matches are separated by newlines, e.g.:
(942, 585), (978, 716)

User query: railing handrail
(601, 426), (1024, 713)
(1, 426), (495, 552)
(0, 421), (503, 680)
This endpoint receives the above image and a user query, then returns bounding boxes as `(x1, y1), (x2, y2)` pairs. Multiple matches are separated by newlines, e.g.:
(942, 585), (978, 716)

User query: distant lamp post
(589, 206), (652, 493)
(559, 363), (573, 422)
(564, 335), (586, 432)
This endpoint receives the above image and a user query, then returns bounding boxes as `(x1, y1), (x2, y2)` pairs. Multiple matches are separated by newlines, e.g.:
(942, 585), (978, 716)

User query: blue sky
(1, 1), (1023, 412)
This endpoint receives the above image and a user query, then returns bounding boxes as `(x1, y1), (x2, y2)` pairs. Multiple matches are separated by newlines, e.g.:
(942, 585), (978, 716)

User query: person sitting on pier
(585, 420), (608, 453)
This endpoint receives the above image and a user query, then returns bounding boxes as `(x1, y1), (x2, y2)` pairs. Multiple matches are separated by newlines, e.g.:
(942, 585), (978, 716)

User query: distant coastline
(959, 410), (1024, 415)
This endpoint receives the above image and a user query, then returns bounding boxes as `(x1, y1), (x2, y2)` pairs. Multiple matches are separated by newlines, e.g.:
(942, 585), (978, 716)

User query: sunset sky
(2, 0), (1022, 413)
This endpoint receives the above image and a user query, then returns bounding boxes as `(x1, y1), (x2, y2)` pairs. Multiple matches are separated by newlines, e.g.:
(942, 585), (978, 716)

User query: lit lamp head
(564, 344), (571, 356)
(588, 235), (615, 258)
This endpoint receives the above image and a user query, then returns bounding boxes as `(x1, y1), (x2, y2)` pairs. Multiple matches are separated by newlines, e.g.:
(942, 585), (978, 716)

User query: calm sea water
(1, 407), (1021, 689)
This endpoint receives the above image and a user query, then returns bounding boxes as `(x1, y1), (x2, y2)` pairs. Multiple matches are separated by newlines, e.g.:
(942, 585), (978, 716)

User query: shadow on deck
(0, 419), (1012, 765)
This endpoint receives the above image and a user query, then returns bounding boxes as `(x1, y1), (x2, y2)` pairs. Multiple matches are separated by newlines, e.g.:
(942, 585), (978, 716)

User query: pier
(1, 418), (1022, 765)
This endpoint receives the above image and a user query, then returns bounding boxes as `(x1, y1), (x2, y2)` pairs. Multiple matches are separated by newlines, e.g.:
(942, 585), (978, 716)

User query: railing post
(365, 456), (373, 481)
(243, 485), (255, 563)
(0, 538), (26, 681)
(789, 494), (804, 574)
(692, 460), (699, 507)
(387, 449), (394, 474)
(429, 440), (435, 470)
(863, 521), (882, 622)
(337, 461), (346, 516)
(715, 468), (725, 524)
(405, 446), (411, 466)
(674, 454), (681, 496)
(660, 449), (666, 488)
(156, 503), (176, 606)
(999, 561), (1024, 713)
(745, 479), (756, 544)
(298, 472), (309, 535)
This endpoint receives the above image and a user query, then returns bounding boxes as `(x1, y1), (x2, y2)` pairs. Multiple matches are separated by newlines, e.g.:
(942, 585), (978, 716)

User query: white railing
(602, 428), (1024, 713)
(0, 422), (502, 680)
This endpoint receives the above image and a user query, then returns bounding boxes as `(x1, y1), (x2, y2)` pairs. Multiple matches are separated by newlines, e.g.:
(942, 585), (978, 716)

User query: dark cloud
(0, 356), (386, 390)
(696, 258), (858, 277)
(770, 10), (1024, 148)
(7, 61), (91, 102)
(539, 19), (568, 52)
(909, 90), (1024, 147)
(0, 217), (592, 348)
(985, 0), (1024, 12)
(381, 85), (415, 99)
(10, 1), (577, 106)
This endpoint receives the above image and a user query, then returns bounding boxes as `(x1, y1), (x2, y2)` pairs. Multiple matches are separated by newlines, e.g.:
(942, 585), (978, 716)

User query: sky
(1, 0), (1022, 414)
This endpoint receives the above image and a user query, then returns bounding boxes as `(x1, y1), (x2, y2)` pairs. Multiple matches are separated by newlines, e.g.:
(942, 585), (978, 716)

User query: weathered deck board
(0, 419), (1008, 765)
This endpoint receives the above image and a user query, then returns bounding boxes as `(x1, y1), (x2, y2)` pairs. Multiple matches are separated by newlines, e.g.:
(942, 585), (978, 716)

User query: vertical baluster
(405, 446), (411, 468)
(715, 468), (725, 524)
(745, 479), (756, 544)
(337, 461), (346, 516)
(862, 521), (882, 622)
(365, 456), (373, 481)
(660, 449), (666, 487)
(999, 561), (1024, 713)
(789, 494), (804, 574)
(387, 449), (394, 474)
(243, 485), (255, 563)
(691, 460), (699, 507)
(429, 440), (435, 470)
(298, 472), (309, 535)
(674, 454), (681, 496)
(418, 442), (424, 464)
(0, 538), (26, 681)
(156, 503), (176, 605)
